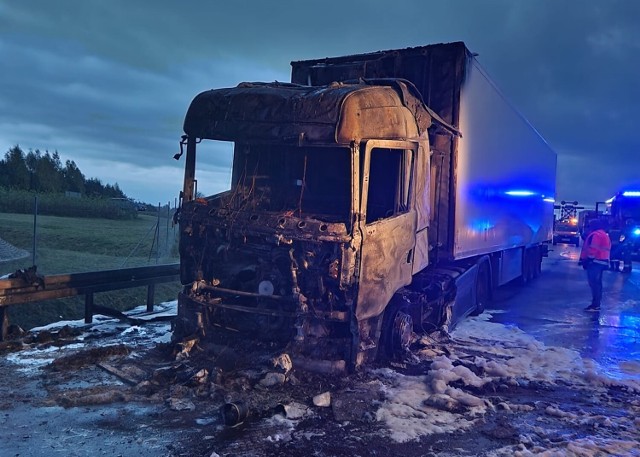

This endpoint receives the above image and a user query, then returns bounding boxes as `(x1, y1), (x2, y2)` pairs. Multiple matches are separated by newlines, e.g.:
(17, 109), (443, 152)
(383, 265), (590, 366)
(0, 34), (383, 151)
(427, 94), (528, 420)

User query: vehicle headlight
(633, 227), (640, 236)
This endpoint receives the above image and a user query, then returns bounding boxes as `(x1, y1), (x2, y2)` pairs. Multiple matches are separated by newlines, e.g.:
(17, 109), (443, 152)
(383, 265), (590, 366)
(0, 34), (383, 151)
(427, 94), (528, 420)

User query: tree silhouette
(2, 145), (30, 189)
(1, 144), (127, 199)
(63, 160), (86, 194)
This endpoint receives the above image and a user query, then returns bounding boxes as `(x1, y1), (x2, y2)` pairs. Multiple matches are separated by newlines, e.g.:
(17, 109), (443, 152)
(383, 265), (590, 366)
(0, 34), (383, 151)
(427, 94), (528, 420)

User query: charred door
(356, 140), (417, 321)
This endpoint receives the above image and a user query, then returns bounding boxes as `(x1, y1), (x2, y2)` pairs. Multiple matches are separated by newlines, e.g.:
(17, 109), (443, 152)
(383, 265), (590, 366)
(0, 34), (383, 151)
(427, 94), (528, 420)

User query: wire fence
(0, 197), (180, 276)
(0, 197), (183, 330)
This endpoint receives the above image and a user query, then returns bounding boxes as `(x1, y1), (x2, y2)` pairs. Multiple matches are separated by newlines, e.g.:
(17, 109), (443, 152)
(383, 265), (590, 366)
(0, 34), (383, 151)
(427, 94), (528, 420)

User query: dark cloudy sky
(1, 1), (639, 206)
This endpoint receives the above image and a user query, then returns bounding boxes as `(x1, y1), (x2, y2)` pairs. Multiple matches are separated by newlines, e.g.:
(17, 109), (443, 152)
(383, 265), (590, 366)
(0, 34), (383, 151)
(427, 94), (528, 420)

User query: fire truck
(602, 191), (640, 273)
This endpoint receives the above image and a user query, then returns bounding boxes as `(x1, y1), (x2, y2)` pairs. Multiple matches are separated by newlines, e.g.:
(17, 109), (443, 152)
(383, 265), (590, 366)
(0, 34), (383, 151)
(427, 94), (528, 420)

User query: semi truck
(602, 191), (640, 272)
(173, 42), (557, 373)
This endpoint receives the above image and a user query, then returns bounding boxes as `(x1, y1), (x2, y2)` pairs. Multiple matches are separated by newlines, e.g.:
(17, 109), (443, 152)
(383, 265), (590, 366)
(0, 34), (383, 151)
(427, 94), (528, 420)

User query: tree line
(0, 145), (126, 198)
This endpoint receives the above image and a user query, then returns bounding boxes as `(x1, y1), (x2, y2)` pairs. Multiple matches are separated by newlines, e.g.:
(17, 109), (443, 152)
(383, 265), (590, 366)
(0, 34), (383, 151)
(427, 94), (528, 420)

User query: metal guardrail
(0, 263), (180, 341)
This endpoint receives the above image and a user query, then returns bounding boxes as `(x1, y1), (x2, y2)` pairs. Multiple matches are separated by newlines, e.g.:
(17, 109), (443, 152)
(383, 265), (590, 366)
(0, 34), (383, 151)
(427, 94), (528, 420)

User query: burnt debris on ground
(1, 306), (639, 457)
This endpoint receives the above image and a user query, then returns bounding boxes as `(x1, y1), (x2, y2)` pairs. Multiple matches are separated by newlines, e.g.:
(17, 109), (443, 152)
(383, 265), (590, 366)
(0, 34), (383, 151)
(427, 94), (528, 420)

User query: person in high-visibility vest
(579, 218), (611, 311)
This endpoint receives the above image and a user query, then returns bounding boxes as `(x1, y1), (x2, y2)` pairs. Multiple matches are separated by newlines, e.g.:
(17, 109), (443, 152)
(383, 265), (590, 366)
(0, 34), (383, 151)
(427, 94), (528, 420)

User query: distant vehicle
(552, 201), (582, 246)
(107, 198), (138, 219)
(109, 197), (136, 210)
(553, 219), (580, 246)
(602, 191), (640, 272)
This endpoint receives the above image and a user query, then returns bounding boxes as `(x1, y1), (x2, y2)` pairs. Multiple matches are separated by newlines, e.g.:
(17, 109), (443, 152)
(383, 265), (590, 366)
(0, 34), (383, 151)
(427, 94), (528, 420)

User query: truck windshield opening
(231, 144), (351, 224)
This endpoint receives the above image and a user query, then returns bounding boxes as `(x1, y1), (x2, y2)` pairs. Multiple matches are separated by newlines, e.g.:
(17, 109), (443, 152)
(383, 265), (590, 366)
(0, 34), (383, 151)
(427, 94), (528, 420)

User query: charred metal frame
(176, 138), (424, 368)
(176, 142), (360, 358)
(175, 81), (438, 371)
(181, 136), (197, 203)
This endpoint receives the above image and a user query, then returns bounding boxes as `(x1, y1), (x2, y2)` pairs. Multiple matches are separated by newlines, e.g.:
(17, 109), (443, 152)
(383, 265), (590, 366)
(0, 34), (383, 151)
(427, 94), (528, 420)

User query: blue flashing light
(505, 190), (535, 197)
(622, 191), (640, 197)
(470, 220), (495, 232)
(633, 228), (640, 237)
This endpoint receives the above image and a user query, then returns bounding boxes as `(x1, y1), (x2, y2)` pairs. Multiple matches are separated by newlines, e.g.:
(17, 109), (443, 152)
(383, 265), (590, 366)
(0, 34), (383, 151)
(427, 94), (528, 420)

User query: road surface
(0, 246), (638, 456)
(490, 243), (640, 382)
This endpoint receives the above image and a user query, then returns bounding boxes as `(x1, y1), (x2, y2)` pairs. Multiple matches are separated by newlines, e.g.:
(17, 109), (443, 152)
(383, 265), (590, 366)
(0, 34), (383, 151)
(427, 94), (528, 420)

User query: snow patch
(375, 312), (640, 448)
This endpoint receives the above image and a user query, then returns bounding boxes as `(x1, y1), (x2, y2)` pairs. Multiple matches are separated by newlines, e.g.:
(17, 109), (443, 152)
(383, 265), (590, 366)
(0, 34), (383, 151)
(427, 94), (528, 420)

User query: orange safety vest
(579, 229), (611, 265)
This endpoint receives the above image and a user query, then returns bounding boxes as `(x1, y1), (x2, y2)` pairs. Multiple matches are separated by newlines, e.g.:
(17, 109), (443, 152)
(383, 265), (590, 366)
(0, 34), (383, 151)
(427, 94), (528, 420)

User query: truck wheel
(470, 264), (490, 316)
(379, 302), (413, 361)
(527, 254), (535, 282)
(518, 251), (532, 285)
(532, 249), (542, 278)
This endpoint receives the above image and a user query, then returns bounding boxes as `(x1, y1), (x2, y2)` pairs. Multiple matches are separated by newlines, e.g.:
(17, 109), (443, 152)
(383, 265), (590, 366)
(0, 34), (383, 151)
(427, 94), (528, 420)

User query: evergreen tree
(3, 145), (30, 189)
(84, 177), (105, 197)
(63, 160), (85, 194)
(2, 144), (128, 199)
(31, 150), (64, 192)
(104, 183), (126, 198)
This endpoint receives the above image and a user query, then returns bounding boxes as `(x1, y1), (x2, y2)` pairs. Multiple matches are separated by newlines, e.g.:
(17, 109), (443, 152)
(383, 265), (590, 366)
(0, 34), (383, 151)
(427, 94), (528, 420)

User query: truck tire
(518, 249), (538, 285)
(527, 253), (535, 282)
(379, 301), (413, 361)
(518, 252), (531, 285)
(470, 263), (490, 316)
(532, 248), (542, 278)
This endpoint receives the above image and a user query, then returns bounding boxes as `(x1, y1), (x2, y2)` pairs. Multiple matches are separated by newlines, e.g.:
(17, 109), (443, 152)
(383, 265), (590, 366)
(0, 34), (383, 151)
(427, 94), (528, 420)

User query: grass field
(0, 211), (181, 330)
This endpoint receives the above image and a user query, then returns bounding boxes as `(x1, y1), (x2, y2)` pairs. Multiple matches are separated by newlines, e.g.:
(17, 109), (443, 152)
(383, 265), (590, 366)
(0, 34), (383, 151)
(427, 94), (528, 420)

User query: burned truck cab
(174, 81), (432, 372)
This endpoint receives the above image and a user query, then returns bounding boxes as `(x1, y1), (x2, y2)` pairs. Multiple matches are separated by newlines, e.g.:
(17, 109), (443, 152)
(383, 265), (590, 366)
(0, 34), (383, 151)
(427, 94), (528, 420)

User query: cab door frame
(355, 139), (418, 322)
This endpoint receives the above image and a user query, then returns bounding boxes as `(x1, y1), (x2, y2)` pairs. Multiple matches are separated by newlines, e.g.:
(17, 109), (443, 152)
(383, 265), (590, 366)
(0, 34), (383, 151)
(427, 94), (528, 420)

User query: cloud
(1, 0), (639, 204)
(0, 7), (285, 202)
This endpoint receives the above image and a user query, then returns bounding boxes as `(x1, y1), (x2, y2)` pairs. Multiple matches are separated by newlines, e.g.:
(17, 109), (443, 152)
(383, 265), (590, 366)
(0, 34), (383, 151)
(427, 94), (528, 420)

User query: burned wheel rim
(391, 310), (413, 354)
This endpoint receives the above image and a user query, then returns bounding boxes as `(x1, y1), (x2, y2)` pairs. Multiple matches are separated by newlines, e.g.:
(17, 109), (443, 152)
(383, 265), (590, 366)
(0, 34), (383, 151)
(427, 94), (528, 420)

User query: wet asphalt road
(489, 244), (640, 381)
(1, 244), (639, 457)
